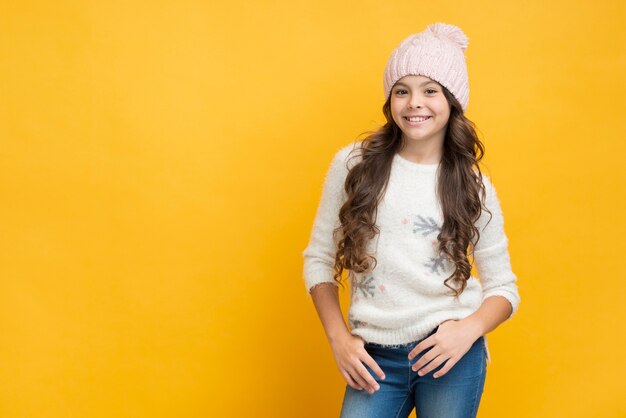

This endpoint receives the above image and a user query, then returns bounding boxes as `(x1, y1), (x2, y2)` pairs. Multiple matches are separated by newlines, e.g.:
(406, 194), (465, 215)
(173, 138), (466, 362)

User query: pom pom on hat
(426, 22), (469, 52)
(383, 22), (471, 112)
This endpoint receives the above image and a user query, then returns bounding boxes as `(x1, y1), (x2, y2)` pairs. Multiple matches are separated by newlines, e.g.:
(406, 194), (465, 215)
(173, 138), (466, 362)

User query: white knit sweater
(302, 142), (521, 364)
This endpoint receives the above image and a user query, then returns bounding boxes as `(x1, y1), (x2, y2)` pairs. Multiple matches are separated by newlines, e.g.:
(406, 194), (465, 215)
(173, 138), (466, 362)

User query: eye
(425, 88), (437, 94)
(395, 89), (408, 95)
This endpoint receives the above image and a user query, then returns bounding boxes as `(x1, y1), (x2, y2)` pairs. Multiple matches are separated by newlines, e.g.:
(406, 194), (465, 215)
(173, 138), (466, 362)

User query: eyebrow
(394, 80), (439, 88)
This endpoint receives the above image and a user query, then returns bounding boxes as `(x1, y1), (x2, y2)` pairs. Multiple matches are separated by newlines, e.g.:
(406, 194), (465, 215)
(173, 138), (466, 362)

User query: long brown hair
(331, 86), (492, 299)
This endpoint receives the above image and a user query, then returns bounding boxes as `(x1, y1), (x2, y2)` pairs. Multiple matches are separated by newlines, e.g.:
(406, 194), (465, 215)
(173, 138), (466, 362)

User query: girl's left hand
(407, 319), (481, 379)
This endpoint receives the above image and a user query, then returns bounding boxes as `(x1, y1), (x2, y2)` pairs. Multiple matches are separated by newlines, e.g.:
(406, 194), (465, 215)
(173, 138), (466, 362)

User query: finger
(411, 347), (438, 372)
(341, 370), (364, 391)
(433, 357), (458, 378)
(347, 367), (371, 392)
(408, 338), (433, 360)
(361, 354), (386, 380)
(407, 343), (423, 360)
(416, 354), (447, 376)
(354, 362), (381, 393)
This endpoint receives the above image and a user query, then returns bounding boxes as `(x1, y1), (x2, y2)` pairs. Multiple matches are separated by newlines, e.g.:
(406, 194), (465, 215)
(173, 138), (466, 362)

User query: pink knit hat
(383, 23), (470, 112)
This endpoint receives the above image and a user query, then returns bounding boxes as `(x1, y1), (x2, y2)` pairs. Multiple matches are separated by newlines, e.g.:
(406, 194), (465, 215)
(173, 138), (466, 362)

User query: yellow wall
(1, 0), (624, 416)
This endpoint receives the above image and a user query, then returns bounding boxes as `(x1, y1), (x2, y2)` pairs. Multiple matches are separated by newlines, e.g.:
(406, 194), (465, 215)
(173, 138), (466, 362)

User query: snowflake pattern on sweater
(350, 274), (387, 304)
(412, 214), (441, 236)
(407, 213), (454, 275)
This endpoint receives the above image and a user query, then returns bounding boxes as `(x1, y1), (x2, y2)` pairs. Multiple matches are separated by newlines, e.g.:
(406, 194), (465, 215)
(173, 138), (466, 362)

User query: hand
(407, 319), (482, 379)
(329, 333), (386, 394)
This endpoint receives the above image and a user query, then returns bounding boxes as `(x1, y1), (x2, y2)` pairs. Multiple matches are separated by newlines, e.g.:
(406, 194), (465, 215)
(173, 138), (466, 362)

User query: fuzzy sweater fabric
(302, 142), (521, 365)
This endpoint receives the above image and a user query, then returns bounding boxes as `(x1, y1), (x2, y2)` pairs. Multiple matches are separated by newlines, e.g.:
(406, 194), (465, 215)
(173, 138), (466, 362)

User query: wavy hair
(331, 86), (492, 299)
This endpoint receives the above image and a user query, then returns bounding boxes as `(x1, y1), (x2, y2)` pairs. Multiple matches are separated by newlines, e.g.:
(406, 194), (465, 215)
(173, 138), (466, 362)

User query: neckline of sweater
(393, 152), (440, 173)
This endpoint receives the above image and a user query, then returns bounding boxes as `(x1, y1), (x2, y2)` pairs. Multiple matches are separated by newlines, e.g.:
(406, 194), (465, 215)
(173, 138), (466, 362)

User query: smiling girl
(302, 23), (520, 418)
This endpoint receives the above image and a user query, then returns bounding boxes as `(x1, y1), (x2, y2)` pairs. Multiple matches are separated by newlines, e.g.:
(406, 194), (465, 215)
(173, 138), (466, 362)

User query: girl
(302, 23), (520, 418)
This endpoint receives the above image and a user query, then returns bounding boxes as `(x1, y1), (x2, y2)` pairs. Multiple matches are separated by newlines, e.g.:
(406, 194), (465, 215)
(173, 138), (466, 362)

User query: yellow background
(1, 0), (624, 417)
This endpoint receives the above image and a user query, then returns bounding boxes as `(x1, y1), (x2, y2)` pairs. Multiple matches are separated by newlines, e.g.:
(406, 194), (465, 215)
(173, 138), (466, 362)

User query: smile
(404, 116), (432, 125)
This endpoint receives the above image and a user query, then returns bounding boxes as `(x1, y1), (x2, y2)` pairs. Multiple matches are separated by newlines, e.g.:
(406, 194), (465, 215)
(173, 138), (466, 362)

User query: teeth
(407, 116), (430, 122)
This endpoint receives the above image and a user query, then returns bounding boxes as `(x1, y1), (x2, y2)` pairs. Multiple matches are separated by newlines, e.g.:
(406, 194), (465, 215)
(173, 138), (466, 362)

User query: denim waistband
(365, 341), (417, 349)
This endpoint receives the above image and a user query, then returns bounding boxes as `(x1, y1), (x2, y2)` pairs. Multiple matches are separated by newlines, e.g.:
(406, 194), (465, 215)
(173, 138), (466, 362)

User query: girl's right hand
(329, 334), (386, 394)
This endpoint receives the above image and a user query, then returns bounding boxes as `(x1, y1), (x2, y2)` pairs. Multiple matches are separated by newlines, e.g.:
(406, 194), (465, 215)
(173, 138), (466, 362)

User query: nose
(408, 95), (422, 109)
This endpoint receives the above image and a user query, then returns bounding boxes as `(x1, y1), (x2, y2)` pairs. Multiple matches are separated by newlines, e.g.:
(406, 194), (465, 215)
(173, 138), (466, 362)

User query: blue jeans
(340, 326), (487, 418)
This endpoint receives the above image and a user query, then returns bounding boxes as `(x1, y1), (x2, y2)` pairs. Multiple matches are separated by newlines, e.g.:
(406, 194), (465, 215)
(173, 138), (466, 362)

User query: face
(389, 75), (451, 145)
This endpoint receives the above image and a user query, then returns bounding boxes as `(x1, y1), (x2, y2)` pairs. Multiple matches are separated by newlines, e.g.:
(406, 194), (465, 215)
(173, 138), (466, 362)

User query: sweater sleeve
(301, 146), (353, 294)
(471, 176), (521, 321)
